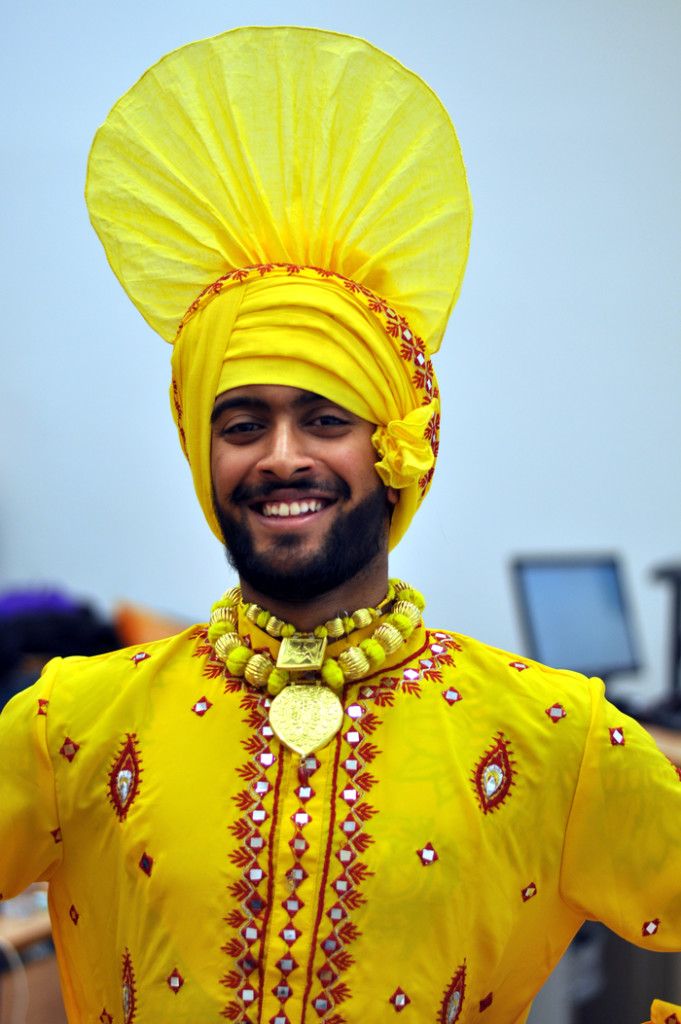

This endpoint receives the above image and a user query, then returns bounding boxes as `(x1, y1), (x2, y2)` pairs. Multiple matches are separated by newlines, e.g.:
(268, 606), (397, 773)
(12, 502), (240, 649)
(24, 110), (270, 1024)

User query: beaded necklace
(207, 579), (425, 756)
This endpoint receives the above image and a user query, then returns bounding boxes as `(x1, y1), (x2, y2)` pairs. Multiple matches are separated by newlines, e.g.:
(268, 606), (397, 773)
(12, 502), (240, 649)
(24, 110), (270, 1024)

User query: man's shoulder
(424, 625), (599, 707)
(42, 622), (210, 688)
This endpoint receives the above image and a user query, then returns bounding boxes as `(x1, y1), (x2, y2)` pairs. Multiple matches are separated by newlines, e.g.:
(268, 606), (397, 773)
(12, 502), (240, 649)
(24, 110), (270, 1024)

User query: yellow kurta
(1, 613), (681, 1024)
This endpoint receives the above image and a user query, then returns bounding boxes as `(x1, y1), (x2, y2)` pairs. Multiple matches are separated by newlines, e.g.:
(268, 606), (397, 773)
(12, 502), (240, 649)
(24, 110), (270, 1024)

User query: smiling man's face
(210, 384), (397, 602)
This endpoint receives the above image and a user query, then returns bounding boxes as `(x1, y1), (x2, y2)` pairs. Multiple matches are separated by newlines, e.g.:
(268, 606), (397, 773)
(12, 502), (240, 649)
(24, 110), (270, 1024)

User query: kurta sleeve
(561, 677), (681, 950)
(0, 659), (63, 898)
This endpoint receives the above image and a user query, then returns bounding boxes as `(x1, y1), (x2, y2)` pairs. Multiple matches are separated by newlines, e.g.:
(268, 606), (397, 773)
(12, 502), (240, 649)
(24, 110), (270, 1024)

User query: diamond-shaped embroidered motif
(346, 704), (363, 720)
(273, 982), (292, 1001)
(139, 852), (153, 876)
(321, 934), (340, 954)
(417, 842), (439, 866)
(336, 845), (356, 867)
(342, 787), (358, 805)
(191, 696), (212, 716)
(442, 688), (462, 706)
(167, 968), (184, 993)
(342, 757), (359, 774)
(665, 1015), (680, 1024)
(344, 729), (361, 747)
(327, 902), (347, 923)
(69, 905), (79, 925)
(521, 882), (537, 902)
(276, 955), (298, 975)
(50, 828), (62, 844)
(403, 668), (420, 682)
(317, 963), (339, 986)
(642, 918), (660, 937)
(279, 924), (301, 946)
(270, 1015), (290, 1024)
(250, 803), (268, 825)
(509, 661), (528, 671)
(60, 738), (80, 762)
(259, 751), (276, 768)
(480, 992), (493, 1010)
(283, 896), (303, 916)
(292, 810), (311, 827)
(238, 953), (258, 975)
(245, 894), (266, 915)
(333, 876), (350, 896)
(312, 995), (331, 1017)
(289, 835), (309, 855)
(430, 643), (446, 655)
(241, 924), (261, 946)
(610, 727), (625, 746)
(130, 652), (150, 666)
(389, 988), (411, 1012)
(99, 1011), (113, 1024)
(286, 865), (308, 888)
(545, 703), (567, 723)
(296, 784), (314, 802)
(38, 699), (49, 716)
(239, 985), (256, 1004)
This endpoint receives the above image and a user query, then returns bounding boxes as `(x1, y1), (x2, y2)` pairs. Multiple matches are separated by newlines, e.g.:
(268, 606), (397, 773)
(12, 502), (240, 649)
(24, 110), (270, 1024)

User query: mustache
(230, 477), (351, 504)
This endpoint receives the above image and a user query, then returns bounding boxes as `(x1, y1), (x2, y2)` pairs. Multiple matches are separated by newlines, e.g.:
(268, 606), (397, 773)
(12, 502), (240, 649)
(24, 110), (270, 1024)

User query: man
(2, 27), (681, 1024)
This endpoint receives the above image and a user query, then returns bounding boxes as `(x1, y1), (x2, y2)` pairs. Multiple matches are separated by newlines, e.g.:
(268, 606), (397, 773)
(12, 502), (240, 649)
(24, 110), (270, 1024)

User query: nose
(255, 422), (315, 479)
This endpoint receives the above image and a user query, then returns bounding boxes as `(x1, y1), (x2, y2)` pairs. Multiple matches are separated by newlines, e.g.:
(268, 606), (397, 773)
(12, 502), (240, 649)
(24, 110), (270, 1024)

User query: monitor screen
(512, 556), (640, 681)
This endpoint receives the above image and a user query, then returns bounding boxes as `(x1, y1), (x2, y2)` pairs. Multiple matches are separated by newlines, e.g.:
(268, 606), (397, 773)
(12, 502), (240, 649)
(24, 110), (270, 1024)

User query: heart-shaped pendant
(268, 684), (344, 757)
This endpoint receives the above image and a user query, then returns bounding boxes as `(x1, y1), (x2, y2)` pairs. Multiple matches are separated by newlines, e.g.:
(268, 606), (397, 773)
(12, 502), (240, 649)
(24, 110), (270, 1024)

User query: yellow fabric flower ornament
(372, 401), (440, 490)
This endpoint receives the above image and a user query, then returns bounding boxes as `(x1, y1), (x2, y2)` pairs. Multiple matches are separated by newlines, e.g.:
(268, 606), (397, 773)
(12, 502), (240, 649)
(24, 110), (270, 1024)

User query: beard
(215, 481), (391, 603)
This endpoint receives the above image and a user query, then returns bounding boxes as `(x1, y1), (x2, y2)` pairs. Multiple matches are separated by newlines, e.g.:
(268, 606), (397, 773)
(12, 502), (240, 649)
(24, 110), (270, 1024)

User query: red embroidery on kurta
(99, 1011), (113, 1024)
(479, 992), (493, 1010)
(221, 691), (280, 1022)
(442, 688), (462, 706)
(130, 651), (150, 666)
(37, 699), (49, 715)
(610, 727), (625, 746)
(545, 703), (567, 722)
(191, 696), (213, 716)
(472, 734), (516, 814)
(139, 852), (153, 876)
(108, 734), (142, 822)
(50, 828), (62, 844)
(390, 987), (411, 1011)
(642, 918), (660, 937)
(439, 963), (466, 1023)
(167, 968), (184, 992)
(417, 842), (439, 866)
(521, 883), (537, 902)
(509, 661), (528, 671)
(665, 1014), (680, 1024)
(69, 905), (79, 924)
(122, 950), (137, 1024)
(60, 738), (80, 762)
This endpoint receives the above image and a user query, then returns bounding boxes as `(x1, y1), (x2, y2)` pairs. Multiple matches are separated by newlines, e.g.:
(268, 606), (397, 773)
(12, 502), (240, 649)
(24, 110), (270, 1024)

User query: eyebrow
(210, 391), (327, 424)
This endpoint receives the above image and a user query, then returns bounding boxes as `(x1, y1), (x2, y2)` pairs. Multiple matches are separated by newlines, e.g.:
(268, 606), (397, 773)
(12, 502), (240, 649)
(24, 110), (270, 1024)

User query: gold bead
(209, 605), (237, 628)
(392, 580), (412, 595)
(338, 646), (371, 681)
(352, 607), (373, 629)
(214, 631), (242, 660)
(244, 653), (275, 688)
(373, 623), (403, 654)
(326, 617), (345, 638)
(266, 616), (285, 637)
(245, 603), (261, 624)
(393, 600), (421, 627)
(221, 586), (241, 606)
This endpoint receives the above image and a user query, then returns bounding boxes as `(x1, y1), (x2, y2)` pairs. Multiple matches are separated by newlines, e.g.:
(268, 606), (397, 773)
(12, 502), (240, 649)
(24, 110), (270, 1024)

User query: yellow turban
(86, 27), (472, 549)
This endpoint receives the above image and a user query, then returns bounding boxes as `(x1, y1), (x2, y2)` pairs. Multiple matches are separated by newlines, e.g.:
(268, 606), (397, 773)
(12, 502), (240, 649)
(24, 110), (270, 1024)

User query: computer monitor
(511, 555), (640, 683)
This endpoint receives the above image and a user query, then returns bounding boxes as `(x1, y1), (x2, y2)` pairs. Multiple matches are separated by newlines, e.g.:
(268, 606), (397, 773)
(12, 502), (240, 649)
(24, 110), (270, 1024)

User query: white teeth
(261, 499), (325, 517)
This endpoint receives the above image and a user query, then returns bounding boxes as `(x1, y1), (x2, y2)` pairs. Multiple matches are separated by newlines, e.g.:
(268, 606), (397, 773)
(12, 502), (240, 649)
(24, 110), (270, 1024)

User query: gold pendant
(268, 684), (343, 757)
(277, 634), (328, 672)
